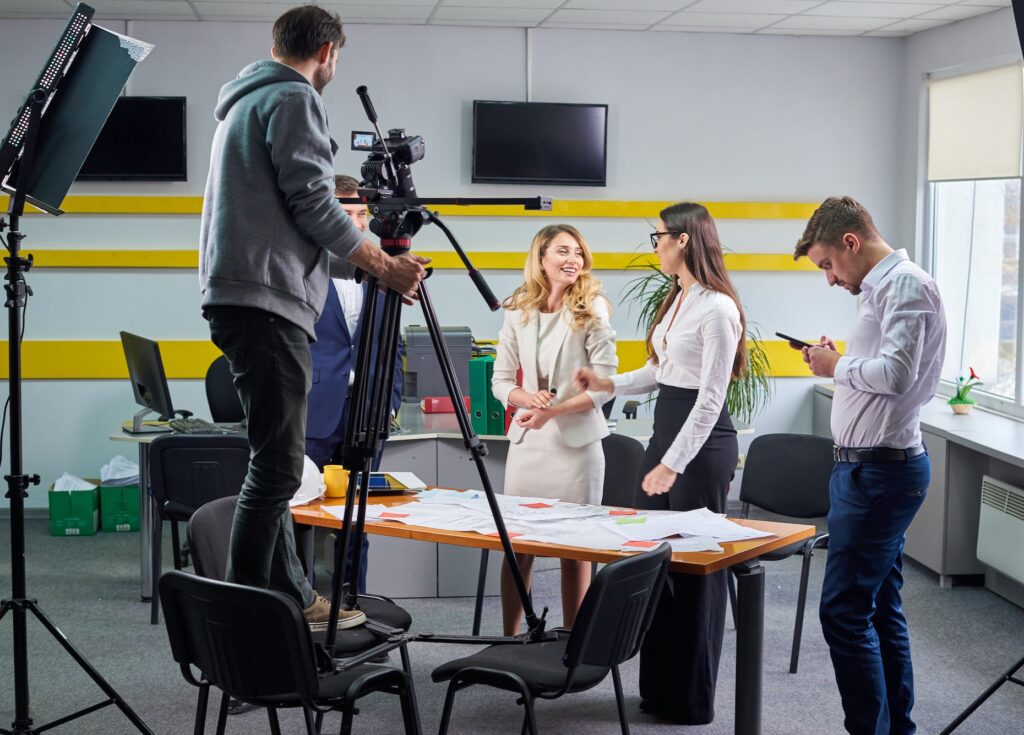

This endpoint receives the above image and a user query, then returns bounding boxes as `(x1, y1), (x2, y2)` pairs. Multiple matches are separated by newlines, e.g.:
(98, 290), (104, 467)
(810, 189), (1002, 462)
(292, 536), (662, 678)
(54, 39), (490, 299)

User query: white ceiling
(0, 0), (1010, 37)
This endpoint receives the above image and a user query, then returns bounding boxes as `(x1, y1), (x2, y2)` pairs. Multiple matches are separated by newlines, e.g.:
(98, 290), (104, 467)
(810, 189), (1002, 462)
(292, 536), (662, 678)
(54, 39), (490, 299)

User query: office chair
(432, 543), (671, 735)
(726, 433), (832, 673)
(159, 571), (422, 735)
(205, 354), (244, 423)
(147, 433), (250, 625)
(188, 496), (415, 668)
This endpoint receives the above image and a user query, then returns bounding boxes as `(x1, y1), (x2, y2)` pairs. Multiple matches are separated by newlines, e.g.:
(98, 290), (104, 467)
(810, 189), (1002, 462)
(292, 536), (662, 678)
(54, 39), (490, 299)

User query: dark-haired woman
(574, 202), (745, 724)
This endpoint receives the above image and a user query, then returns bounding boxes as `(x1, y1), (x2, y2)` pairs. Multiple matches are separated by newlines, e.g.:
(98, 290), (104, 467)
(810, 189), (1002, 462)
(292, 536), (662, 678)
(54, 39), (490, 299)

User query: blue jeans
(208, 306), (316, 608)
(820, 453), (930, 735)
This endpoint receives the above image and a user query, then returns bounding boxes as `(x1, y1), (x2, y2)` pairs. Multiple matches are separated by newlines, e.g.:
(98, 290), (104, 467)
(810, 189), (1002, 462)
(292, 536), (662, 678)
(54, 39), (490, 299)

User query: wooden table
(293, 493), (814, 735)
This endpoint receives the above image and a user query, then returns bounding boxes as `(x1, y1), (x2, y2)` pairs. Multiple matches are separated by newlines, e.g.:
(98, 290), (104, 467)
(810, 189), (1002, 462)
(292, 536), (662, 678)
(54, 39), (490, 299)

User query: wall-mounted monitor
(77, 96), (186, 181)
(472, 100), (608, 187)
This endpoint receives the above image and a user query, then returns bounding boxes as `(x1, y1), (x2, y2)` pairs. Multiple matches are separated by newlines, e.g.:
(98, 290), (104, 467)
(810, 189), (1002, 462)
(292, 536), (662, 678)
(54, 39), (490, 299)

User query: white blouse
(610, 283), (742, 474)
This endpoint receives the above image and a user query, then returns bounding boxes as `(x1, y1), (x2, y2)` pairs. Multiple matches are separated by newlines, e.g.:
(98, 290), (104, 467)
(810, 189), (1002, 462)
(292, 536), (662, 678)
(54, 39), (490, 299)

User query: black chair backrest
(188, 494), (238, 581)
(206, 355), (245, 423)
(564, 543), (671, 671)
(601, 433), (645, 508)
(149, 434), (250, 519)
(160, 570), (318, 699)
(739, 433), (833, 518)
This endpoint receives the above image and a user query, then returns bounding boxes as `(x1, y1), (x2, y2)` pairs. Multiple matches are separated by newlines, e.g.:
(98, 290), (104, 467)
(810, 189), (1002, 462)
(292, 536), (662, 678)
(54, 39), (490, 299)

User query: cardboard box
(48, 483), (99, 537)
(100, 484), (140, 532)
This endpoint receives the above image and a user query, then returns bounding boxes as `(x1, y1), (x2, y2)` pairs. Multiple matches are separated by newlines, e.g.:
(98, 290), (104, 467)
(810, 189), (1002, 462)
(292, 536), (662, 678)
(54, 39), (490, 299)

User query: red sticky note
(380, 512), (410, 519)
(487, 531), (523, 538)
(623, 540), (658, 549)
(520, 502), (553, 509)
(609, 509), (638, 516)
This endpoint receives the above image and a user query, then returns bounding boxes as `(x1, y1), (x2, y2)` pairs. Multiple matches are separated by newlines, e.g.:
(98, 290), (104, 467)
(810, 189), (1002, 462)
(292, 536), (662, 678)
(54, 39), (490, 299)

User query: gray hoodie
(199, 60), (363, 339)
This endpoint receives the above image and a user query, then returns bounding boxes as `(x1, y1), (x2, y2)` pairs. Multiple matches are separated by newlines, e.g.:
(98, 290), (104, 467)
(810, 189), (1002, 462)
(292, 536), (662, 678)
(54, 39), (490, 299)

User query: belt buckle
(832, 445), (843, 462)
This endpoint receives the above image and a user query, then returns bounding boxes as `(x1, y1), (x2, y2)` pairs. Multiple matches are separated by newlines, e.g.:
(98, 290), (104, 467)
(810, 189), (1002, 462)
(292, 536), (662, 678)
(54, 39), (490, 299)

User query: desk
(293, 494), (814, 735)
(108, 430), (161, 600)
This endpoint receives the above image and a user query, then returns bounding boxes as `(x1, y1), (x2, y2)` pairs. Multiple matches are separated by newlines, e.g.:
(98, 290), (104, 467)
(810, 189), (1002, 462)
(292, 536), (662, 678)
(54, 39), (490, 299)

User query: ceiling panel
(685, 0), (822, 11)
(658, 12), (788, 28)
(805, 1), (944, 17)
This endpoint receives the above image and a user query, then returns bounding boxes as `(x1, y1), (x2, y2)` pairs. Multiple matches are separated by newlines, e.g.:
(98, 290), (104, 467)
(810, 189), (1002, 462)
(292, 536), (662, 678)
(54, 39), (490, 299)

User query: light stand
(940, 654), (1024, 734)
(0, 5), (153, 732)
(321, 88), (554, 666)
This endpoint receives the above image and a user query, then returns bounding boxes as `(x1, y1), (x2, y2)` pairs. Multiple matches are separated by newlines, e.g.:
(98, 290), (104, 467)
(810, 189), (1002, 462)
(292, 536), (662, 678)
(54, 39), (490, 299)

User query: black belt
(833, 445), (926, 463)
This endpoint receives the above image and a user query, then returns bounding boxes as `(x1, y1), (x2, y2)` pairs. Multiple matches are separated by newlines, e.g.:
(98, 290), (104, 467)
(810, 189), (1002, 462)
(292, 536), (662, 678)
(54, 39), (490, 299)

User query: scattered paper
(53, 473), (97, 491)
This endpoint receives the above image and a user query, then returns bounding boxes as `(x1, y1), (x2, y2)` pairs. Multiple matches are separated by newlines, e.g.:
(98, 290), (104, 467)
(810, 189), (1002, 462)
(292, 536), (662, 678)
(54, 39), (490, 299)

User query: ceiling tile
(769, 14), (894, 31)
(653, 23), (771, 33)
(328, 0), (437, 6)
(659, 12), (786, 28)
(316, 4), (434, 22)
(191, 2), (299, 21)
(757, 27), (862, 35)
(0, 0), (73, 16)
(916, 4), (1000, 20)
(431, 5), (552, 22)
(804, 2), (941, 17)
(85, 0), (197, 19)
(685, 0), (820, 12)
(541, 20), (656, 29)
(543, 8), (674, 24)
(562, 0), (689, 10)
(873, 16), (948, 31)
(437, 0), (560, 6)
(954, 0), (1010, 6)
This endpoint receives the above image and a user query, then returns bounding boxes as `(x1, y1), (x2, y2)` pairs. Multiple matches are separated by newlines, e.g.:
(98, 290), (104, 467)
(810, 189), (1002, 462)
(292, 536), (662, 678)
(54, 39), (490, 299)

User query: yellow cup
(323, 465), (349, 498)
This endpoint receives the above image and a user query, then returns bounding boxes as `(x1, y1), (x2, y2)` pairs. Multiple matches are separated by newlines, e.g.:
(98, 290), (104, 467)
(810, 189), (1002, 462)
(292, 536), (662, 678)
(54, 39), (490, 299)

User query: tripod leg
(416, 281), (541, 635)
(25, 601), (155, 734)
(940, 654), (1024, 734)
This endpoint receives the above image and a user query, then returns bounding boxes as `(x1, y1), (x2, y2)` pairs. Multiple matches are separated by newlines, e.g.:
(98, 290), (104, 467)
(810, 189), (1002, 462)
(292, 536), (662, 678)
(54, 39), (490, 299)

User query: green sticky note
(616, 516), (647, 525)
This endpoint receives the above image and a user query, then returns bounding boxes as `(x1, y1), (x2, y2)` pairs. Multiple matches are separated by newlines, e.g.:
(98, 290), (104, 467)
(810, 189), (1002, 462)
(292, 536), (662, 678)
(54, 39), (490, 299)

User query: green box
(470, 356), (505, 436)
(48, 485), (99, 537)
(100, 484), (140, 532)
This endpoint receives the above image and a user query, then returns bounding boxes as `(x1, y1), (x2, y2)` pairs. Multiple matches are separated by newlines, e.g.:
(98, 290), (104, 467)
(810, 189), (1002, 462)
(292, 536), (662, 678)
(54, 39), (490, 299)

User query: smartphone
(775, 332), (814, 349)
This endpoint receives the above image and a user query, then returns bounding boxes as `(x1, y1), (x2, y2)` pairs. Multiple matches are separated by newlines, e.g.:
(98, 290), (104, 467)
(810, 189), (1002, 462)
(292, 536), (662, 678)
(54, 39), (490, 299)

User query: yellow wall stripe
(24, 249), (815, 272)
(3, 195), (818, 220)
(0, 339), (837, 380)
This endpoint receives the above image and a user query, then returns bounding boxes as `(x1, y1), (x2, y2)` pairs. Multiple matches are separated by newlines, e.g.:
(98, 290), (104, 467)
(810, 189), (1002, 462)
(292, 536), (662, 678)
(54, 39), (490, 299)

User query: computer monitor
(120, 331), (175, 431)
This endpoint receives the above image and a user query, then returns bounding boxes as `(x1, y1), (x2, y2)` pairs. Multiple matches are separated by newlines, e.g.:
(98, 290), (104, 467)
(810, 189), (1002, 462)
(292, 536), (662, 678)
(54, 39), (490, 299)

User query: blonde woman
(492, 224), (617, 635)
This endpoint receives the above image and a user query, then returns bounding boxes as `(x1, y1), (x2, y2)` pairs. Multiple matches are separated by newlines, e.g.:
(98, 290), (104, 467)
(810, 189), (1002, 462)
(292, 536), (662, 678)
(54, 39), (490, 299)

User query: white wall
(0, 18), (926, 506)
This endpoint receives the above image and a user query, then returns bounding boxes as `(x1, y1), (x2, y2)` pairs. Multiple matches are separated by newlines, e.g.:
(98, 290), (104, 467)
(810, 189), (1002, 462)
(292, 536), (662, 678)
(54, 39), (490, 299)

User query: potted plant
(948, 367), (982, 415)
(621, 263), (772, 425)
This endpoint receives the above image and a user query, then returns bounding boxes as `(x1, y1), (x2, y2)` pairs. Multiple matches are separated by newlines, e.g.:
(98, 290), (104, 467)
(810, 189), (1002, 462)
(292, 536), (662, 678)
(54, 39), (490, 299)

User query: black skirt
(634, 385), (738, 725)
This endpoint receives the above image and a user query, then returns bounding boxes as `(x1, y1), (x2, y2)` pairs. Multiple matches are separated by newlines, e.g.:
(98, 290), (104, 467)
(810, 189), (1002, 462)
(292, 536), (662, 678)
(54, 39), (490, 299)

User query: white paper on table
(378, 471), (426, 491)
(600, 507), (774, 542)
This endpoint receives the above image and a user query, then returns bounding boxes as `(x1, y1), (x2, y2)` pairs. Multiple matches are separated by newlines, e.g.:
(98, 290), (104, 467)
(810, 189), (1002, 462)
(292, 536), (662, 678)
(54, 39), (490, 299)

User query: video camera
(351, 127), (423, 201)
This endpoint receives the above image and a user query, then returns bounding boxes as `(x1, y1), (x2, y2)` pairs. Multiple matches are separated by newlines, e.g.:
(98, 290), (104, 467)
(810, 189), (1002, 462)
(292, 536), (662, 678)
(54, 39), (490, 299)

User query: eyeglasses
(649, 231), (678, 249)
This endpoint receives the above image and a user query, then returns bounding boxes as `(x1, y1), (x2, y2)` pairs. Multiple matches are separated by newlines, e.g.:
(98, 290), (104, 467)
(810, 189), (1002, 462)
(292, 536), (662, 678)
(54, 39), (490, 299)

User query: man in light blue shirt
(795, 196), (946, 735)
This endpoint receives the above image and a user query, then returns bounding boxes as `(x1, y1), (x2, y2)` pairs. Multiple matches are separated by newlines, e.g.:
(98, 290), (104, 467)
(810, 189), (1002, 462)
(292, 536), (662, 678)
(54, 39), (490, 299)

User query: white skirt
(504, 419), (604, 505)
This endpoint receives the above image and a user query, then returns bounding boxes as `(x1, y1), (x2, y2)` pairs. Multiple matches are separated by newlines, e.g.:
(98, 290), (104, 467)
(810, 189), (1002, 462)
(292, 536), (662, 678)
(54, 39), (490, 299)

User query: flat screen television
(77, 96), (186, 181)
(472, 101), (607, 186)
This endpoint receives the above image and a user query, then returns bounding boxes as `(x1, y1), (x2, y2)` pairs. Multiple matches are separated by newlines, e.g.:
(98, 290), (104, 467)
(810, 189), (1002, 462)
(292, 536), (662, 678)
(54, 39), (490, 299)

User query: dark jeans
(820, 453), (930, 735)
(207, 306), (315, 608)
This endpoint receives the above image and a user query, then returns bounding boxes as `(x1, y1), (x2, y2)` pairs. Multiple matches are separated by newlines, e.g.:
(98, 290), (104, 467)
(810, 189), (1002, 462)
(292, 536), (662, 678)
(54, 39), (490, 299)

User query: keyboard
(168, 417), (234, 435)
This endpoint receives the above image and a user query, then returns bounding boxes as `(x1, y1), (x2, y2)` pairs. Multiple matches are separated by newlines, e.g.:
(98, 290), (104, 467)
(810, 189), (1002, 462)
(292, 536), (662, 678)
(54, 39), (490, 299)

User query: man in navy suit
(305, 174), (404, 593)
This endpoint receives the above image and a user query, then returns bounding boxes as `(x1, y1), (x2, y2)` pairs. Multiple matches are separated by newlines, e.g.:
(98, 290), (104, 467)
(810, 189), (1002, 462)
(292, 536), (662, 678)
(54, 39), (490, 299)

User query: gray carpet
(1, 515), (1022, 735)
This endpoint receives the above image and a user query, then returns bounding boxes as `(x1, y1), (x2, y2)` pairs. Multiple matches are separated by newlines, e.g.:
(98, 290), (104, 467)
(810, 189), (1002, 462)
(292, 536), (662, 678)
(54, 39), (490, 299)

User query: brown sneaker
(303, 594), (367, 631)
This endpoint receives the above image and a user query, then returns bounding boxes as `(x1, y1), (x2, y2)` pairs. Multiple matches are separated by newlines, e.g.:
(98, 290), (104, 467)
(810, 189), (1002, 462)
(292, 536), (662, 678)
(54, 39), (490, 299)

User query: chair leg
(727, 568), (738, 630)
(611, 665), (630, 735)
(267, 707), (282, 735)
(150, 510), (162, 625)
(397, 672), (423, 735)
(194, 683), (210, 735)
(315, 710), (325, 734)
(302, 707), (317, 735)
(398, 644), (422, 732)
(215, 692), (230, 735)
(171, 520), (183, 571)
(472, 549), (488, 636)
(790, 544), (814, 674)
(437, 679), (460, 735)
(522, 693), (538, 735)
(340, 702), (356, 735)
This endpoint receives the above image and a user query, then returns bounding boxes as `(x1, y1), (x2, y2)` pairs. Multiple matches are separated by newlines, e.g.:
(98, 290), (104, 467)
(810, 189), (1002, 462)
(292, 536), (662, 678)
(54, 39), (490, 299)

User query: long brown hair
(646, 203), (747, 379)
(502, 224), (606, 330)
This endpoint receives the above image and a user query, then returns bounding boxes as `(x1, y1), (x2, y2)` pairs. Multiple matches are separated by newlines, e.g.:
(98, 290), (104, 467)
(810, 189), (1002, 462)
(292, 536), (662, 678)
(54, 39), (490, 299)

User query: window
(927, 64), (1024, 416)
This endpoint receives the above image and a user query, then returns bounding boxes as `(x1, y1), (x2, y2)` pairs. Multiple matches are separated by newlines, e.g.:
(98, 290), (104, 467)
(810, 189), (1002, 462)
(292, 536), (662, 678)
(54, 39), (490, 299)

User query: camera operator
(198, 5), (427, 632)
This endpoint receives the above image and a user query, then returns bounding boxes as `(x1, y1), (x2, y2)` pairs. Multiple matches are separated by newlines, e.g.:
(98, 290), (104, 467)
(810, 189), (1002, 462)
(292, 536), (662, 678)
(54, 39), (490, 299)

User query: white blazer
(491, 298), (618, 448)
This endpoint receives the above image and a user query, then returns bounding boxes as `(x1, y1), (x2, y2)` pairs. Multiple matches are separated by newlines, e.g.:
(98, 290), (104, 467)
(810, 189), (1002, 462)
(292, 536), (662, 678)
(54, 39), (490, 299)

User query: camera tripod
(317, 87), (555, 661)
